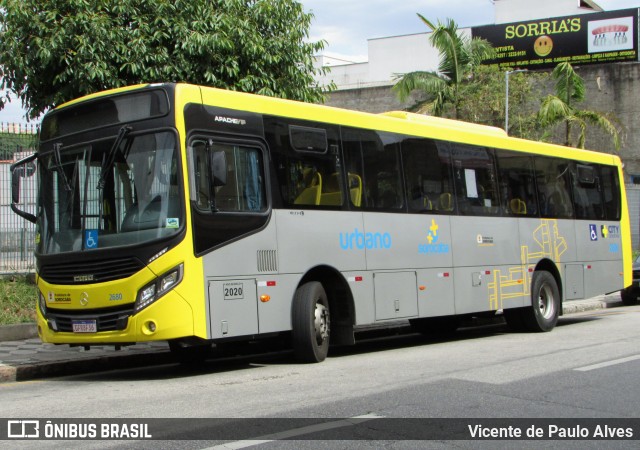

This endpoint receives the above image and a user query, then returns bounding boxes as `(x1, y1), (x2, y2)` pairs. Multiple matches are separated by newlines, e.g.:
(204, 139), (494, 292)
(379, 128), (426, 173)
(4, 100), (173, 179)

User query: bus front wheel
(292, 281), (330, 363)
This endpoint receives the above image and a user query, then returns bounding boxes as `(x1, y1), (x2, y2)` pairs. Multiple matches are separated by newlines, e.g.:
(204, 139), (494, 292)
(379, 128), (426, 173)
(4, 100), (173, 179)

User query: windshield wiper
(52, 142), (72, 191)
(98, 125), (132, 189)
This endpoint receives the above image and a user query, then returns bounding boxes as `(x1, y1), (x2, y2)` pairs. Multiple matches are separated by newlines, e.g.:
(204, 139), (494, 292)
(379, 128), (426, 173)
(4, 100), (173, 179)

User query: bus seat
(348, 173), (362, 207)
(294, 172), (322, 205)
(439, 192), (453, 211)
(510, 198), (527, 215)
(320, 173), (342, 206)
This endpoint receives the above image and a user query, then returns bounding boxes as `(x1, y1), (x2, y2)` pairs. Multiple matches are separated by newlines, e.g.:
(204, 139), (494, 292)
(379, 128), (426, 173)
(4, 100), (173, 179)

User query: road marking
(206, 413), (384, 449)
(574, 355), (640, 372)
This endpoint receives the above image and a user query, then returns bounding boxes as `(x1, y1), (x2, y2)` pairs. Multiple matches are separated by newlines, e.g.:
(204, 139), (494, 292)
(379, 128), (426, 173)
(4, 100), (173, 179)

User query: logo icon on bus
(339, 228), (392, 250)
(85, 229), (98, 249)
(601, 225), (620, 239)
(418, 219), (449, 254)
(589, 224), (598, 241)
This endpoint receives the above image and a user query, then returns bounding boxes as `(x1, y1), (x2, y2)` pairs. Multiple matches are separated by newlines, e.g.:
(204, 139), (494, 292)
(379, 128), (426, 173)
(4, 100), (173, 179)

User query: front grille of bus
(46, 305), (134, 333)
(39, 257), (145, 285)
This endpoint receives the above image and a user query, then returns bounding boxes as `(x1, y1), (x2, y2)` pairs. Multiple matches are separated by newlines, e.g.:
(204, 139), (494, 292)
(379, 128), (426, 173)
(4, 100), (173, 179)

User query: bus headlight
(135, 264), (184, 313)
(38, 291), (47, 315)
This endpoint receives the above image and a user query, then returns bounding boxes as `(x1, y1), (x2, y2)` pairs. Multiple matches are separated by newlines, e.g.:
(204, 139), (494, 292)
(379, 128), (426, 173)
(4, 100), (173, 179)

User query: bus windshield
(38, 130), (182, 254)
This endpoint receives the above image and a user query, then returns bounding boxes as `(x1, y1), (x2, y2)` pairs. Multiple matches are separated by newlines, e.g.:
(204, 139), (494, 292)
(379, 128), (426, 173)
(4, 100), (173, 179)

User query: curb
(0, 323), (37, 342)
(562, 298), (623, 315)
(1, 351), (174, 383)
(0, 297), (625, 383)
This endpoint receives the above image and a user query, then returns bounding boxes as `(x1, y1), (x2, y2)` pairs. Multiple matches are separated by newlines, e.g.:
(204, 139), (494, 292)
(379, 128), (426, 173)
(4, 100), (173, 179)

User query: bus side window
(192, 141), (211, 210)
(190, 139), (266, 213)
(450, 143), (500, 216)
(495, 150), (538, 217)
(600, 165), (621, 220)
(342, 128), (366, 208)
(536, 157), (574, 219)
(343, 128), (404, 211)
(571, 163), (604, 220)
(401, 138), (453, 213)
(362, 132), (404, 211)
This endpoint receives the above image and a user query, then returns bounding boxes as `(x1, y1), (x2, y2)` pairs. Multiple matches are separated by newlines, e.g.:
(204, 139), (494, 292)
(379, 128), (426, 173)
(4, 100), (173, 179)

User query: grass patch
(0, 276), (37, 325)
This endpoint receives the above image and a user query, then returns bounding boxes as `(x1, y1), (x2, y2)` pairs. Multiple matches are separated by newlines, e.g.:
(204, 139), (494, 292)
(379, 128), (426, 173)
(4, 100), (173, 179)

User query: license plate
(72, 320), (97, 333)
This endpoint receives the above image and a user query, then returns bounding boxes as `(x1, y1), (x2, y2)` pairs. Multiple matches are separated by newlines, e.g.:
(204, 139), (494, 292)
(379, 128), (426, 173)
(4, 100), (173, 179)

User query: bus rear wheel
(620, 286), (639, 306)
(292, 281), (330, 363)
(504, 270), (559, 332)
(523, 270), (560, 332)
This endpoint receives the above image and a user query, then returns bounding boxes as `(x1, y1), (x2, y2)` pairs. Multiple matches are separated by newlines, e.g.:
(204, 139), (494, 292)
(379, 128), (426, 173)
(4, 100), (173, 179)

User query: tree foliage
(455, 65), (549, 139)
(393, 15), (495, 118)
(538, 62), (620, 151)
(0, 0), (330, 119)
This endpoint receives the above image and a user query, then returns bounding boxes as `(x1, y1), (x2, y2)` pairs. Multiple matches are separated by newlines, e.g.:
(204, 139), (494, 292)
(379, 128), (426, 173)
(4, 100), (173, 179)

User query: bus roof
(379, 111), (508, 138)
(49, 82), (621, 167)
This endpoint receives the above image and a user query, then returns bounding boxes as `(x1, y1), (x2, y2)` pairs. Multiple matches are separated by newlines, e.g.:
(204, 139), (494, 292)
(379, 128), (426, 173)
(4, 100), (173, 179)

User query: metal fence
(0, 123), (38, 274)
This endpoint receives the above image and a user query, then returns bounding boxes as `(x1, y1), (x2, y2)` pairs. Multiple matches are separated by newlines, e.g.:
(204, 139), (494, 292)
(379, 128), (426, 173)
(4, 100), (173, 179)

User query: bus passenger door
(208, 279), (259, 338)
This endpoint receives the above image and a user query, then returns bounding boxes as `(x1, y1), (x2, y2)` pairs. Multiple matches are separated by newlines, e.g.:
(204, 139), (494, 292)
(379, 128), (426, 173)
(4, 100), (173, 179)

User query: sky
(1, 0), (638, 123)
(301, 0), (640, 61)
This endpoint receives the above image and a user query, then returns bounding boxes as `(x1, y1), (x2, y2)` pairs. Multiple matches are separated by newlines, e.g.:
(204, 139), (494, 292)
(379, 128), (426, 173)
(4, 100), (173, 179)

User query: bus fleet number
(223, 283), (244, 300)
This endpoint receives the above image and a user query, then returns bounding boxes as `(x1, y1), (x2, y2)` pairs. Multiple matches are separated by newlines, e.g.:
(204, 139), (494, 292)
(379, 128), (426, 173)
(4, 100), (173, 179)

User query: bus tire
(522, 270), (560, 332)
(620, 287), (638, 306)
(292, 281), (330, 363)
(169, 340), (212, 365)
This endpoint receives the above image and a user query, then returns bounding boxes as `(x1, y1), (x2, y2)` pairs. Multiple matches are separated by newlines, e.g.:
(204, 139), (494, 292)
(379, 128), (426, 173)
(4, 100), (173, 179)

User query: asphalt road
(2, 305), (640, 449)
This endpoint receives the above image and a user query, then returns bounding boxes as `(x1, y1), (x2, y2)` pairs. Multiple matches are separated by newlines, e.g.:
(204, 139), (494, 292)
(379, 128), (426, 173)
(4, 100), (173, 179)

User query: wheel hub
(314, 302), (329, 345)
(537, 284), (555, 319)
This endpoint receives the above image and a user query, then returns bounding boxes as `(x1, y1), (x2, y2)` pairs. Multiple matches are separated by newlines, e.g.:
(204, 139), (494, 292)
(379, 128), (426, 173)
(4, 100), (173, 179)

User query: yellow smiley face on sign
(534, 35), (553, 57)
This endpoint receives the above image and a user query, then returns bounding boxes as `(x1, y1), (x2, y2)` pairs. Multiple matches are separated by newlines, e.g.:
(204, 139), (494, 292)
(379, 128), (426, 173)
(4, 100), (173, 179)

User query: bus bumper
(36, 292), (194, 345)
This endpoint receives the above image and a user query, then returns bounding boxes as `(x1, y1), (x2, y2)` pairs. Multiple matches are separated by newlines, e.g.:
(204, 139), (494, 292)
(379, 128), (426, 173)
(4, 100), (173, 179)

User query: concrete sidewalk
(0, 293), (626, 383)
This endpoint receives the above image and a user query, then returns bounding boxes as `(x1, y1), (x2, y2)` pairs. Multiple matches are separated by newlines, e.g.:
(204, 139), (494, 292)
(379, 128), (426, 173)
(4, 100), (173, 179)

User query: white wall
(494, 0), (602, 24)
(317, 29), (472, 90)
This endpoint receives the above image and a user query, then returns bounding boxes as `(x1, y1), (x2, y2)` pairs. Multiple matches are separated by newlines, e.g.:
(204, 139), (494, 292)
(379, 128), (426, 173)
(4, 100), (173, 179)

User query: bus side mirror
(211, 150), (227, 187)
(10, 154), (38, 224)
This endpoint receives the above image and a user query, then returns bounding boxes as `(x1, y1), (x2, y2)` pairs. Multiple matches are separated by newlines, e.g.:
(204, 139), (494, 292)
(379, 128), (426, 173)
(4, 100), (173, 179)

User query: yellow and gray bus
(11, 83), (631, 363)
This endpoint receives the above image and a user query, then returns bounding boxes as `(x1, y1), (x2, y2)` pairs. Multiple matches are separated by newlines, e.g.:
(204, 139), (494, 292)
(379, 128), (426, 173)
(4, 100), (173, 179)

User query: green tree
(393, 14), (495, 119)
(537, 62), (620, 151)
(455, 65), (548, 139)
(0, 0), (330, 119)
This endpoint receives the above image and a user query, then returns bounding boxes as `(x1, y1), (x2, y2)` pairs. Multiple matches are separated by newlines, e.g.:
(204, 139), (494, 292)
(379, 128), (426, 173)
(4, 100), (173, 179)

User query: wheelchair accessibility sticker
(589, 224), (598, 241)
(85, 229), (98, 249)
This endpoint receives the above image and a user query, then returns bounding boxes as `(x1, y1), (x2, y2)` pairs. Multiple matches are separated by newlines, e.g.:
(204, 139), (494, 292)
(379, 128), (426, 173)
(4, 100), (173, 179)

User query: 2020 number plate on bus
(223, 282), (244, 300)
(72, 320), (97, 333)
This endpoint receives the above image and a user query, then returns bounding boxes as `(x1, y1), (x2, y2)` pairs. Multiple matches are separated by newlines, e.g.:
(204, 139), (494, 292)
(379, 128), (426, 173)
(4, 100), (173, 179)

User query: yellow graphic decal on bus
(488, 219), (567, 310)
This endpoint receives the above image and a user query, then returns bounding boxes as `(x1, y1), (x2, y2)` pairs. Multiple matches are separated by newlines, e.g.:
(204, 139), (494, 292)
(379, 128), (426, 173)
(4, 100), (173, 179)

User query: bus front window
(38, 131), (182, 254)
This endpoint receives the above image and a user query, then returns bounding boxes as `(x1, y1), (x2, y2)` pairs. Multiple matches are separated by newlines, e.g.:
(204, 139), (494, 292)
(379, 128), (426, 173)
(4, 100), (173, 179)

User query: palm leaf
(552, 62), (585, 105)
(537, 94), (573, 127)
(392, 71), (448, 102)
(574, 110), (621, 152)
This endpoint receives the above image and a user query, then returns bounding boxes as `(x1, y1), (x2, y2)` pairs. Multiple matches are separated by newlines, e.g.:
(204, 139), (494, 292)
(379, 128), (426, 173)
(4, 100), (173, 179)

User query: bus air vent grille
(257, 250), (278, 273)
(39, 257), (145, 284)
